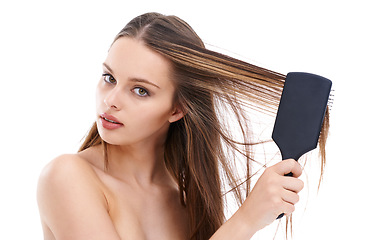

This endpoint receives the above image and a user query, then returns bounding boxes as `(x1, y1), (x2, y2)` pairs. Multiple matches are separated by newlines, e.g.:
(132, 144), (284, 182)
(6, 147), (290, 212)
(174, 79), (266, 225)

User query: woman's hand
(210, 159), (304, 240)
(240, 159), (304, 232)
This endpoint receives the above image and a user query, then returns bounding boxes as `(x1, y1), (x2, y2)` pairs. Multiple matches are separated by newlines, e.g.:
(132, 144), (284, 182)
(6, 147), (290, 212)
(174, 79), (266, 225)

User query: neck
(105, 140), (172, 188)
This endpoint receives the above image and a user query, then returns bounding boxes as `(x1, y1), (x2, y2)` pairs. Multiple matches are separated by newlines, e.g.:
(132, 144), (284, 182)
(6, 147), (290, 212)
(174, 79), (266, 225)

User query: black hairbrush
(272, 72), (332, 219)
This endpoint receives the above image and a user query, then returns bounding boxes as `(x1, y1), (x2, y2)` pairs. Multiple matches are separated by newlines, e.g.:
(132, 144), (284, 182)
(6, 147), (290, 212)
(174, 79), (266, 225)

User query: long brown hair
(79, 12), (329, 239)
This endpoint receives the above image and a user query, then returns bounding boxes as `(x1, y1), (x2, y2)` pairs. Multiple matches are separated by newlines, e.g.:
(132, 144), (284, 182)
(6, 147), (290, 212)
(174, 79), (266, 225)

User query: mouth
(101, 117), (121, 124)
(99, 113), (123, 128)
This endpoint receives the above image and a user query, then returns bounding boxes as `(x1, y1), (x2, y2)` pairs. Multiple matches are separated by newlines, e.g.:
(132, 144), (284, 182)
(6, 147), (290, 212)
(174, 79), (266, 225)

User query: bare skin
(37, 37), (304, 240)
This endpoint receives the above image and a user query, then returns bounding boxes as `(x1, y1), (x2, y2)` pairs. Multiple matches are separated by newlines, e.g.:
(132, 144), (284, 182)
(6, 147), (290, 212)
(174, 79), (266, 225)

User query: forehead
(105, 37), (173, 87)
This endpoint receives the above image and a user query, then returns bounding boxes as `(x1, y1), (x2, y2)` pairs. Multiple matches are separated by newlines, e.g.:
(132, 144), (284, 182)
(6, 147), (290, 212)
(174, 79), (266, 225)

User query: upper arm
(37, 154), (121, 240)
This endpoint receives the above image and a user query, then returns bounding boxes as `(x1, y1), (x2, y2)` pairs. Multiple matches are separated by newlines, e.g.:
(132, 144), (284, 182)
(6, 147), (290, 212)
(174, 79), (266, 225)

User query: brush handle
(276, 213), (285, 219)
(276, 171), (293, 219)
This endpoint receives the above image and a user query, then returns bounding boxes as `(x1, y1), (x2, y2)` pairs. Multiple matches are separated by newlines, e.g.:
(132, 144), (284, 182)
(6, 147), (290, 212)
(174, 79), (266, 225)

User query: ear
(168, 106), (185, 123)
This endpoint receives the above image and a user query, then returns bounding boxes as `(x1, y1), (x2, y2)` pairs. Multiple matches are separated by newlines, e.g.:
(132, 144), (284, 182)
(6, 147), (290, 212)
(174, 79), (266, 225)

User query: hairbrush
(271, 72), (332, 219)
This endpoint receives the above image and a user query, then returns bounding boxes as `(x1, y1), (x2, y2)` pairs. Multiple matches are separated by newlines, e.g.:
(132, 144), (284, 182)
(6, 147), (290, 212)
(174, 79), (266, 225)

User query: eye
(102, 74), (116, 84)
(132, 87), (149, 97)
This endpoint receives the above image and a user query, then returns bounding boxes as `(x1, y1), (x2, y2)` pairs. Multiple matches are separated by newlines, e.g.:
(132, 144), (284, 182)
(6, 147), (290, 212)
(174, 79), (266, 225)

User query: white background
(1, 0), (368, 239)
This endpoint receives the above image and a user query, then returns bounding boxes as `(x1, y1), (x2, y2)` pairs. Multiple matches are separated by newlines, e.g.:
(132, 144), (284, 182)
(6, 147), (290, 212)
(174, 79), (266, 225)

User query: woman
(37, 12), (328, 240)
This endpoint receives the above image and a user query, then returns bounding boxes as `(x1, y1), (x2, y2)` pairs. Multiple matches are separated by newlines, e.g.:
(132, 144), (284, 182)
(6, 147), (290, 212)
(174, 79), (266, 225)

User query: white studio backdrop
(0, 0), (368, 239)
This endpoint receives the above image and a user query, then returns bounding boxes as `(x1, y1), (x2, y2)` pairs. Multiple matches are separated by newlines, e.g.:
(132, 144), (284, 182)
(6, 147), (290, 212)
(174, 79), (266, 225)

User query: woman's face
(96, 37), (183, 147)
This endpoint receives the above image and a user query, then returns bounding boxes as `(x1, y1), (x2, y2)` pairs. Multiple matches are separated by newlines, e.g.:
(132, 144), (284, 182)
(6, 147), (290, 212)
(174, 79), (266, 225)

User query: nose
(104, 88), (121, 110)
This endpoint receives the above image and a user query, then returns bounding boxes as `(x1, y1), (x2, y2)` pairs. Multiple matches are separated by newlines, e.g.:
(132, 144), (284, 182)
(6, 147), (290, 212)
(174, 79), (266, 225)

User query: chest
(101, 177), (189, 240)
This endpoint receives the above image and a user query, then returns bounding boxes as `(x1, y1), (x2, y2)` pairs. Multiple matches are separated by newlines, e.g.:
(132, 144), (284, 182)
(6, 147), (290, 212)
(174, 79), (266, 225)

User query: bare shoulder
(37, 154), (103, 201)
(40, 154), (88, 177)
(37, 154), (120, 240)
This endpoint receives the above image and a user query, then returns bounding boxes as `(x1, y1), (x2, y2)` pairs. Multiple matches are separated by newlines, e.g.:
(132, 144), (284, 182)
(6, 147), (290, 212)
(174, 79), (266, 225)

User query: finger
(282, 177), (304, 193)
(289, 160), (303, 178)
(275, 201), (295, 218)
(281, 189), (300, 205)
(281, 201), (296, 216)
(274, 159), (302, 177)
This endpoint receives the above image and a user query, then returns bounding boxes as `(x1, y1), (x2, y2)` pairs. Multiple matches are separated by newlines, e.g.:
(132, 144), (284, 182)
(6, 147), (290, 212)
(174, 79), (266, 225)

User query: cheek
(137, 105), (170, 124)
(129, 101), (172, 128)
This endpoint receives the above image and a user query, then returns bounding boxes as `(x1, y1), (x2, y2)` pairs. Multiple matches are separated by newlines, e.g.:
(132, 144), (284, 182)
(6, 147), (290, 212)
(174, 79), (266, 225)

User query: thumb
(275, 159), (302, 177)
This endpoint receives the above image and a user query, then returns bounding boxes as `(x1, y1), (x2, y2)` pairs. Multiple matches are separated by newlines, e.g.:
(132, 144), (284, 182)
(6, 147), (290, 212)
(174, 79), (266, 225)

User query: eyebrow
(102, 62), (161, 89)
(103, 62), (115, 75)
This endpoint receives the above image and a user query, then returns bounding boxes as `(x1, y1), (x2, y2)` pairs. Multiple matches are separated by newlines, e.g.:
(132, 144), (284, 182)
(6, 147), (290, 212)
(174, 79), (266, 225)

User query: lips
(99, 113), (123, 130)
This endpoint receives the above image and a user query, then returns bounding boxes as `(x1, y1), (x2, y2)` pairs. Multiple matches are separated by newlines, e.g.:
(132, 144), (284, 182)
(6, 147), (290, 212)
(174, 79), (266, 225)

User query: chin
(96, 121), (124, 146)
